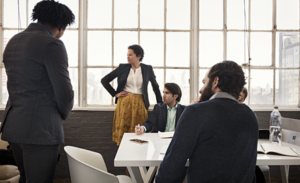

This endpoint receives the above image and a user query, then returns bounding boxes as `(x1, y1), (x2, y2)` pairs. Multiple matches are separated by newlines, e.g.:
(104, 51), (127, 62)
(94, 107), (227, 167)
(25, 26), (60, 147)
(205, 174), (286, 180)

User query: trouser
(9, 142), (60, 183)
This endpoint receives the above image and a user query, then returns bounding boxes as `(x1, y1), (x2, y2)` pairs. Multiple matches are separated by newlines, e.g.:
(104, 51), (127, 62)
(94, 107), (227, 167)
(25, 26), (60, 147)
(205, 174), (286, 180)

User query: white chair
(0, 122), (20, 183)
(64, 146), (132, 183)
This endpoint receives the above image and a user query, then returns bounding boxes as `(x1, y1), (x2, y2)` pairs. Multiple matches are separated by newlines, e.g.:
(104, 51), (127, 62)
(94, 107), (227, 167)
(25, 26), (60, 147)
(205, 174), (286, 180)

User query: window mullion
(0, 0), (4, 105)
(247, 0), (251, 105)
(299, 0), (300, 107)
(79, 0), (88, 107)
(223, 0), (227, 60)
(272, 0), (276, 105)
(163, 0), (166, 85)
(111, 0), (114, 105)
(190, 0), (199, 103)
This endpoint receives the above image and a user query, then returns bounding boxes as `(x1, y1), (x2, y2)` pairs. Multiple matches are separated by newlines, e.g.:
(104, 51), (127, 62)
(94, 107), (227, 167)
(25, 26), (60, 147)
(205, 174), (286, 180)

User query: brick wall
(1, 110), (300, 178)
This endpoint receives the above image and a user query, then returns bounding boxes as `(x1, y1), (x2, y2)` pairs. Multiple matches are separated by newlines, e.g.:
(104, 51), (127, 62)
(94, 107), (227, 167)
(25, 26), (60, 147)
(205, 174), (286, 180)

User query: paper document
(257, 143), (299, 157)
(158, 131), (174, 138)
(160, 145), (168, 154)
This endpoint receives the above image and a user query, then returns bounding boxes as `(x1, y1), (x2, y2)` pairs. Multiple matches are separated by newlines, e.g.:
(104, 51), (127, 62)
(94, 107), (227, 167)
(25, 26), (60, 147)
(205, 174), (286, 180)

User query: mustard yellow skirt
(112, 93), (148, 146)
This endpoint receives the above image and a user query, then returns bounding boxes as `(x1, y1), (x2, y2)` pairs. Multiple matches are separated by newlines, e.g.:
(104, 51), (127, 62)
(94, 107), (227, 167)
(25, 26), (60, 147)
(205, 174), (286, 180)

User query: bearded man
(156, 61), (258, 183)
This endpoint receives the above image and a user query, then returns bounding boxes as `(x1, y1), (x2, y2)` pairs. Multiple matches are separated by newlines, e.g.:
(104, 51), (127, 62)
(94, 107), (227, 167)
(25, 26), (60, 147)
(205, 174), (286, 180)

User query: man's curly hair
(208, 61), (246, 99)
(32, 0), (75, 30)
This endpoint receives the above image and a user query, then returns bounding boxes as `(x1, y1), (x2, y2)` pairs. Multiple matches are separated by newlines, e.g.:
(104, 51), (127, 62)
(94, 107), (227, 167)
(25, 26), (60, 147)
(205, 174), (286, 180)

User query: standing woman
(101, 44), (162, 145)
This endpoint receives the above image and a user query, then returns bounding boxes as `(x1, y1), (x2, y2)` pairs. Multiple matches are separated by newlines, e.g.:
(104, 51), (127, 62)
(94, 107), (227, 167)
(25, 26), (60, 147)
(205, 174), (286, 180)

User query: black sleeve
(45, 39), (74, 120)
(156, 106), (201, 183)
(142, 104), (160, 132)
(101, 66), (120, 97)
(149, 66), (163, 103)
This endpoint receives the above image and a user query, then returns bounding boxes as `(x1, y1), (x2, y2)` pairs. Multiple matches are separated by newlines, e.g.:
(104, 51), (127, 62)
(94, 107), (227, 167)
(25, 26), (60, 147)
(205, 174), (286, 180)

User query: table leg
(138, 166), (157, 183)
(280, 165), (289, 183)
(127, 167), (143, 183)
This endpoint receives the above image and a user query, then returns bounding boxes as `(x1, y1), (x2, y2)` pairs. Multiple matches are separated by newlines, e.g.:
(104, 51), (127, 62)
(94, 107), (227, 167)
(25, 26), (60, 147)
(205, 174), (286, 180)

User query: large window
(199, 0), (300, 107)
(1, 0), (79, 105)
(86, 0), (190, 106)
(1, 0), (299, 108)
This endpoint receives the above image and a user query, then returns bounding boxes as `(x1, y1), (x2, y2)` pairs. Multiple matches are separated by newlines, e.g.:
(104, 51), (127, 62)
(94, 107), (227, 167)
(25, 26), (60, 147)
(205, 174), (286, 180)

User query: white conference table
(114, 133), (300, 183)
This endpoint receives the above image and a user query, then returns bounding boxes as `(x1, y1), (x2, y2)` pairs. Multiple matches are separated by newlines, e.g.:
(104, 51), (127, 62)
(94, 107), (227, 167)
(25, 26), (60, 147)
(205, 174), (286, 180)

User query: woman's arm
(149, 66), (163, 103)
(101, 67), (119, 97)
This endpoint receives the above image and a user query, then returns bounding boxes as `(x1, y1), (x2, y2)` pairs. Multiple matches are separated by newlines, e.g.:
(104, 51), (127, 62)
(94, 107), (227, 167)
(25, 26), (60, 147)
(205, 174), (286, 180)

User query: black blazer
(142, 103), (186, 132)
(0, 23), (74, 145)
(101, 63), (162, 109)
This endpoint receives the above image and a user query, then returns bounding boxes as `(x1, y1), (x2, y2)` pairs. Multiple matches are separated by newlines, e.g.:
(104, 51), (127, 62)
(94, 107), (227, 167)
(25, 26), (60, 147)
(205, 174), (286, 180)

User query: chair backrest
(0, 122), (9, 150)
(282, 117), (300, 146)
(64, 146), (119, 183)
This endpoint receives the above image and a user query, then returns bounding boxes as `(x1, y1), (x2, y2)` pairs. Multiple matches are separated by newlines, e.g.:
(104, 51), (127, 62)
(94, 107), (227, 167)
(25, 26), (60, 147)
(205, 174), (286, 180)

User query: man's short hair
(164, 83), (182, 102)
(32, 0), (75, 30)
(128, 44), (144, 61)
(208, 61), (246, 99)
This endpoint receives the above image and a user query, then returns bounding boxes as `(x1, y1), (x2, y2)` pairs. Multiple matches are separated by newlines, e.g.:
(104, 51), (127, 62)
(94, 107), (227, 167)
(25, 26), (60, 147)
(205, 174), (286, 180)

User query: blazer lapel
(162, 105), (168, 131)
(119, 65), (131, 90)
(175, 105), (183, 128)
(140, 64), (147, 92)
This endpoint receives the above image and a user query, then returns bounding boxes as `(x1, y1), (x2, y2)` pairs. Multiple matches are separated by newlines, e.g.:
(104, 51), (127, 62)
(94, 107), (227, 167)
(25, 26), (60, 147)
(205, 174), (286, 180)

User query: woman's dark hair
(128, 44), (144, 61)
(32, 0), (75, 30)
(208, 61), (246, 99)
(242, 87), (248, 99)
(164, 83), (182, 102)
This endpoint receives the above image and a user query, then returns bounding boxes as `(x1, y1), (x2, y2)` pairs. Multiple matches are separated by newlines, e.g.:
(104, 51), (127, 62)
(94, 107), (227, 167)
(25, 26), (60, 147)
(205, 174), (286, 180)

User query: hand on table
(135, 124), (144, 135)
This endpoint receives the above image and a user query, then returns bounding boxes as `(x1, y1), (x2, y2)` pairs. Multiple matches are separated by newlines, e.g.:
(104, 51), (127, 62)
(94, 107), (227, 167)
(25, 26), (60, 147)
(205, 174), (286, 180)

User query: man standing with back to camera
(0, 1), (74, 182)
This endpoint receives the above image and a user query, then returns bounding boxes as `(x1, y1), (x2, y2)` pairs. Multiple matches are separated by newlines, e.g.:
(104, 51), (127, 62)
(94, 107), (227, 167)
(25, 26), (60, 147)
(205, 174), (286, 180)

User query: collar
(209, 92), (237, 101)
(167, 103), (178, 110)
(33, 23), (54, 36)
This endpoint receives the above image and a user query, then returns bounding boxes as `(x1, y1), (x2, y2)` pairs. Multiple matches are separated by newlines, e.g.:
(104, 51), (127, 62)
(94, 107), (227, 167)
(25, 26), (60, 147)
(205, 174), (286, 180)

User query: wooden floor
(53, 177), (300, 183)
(53, 165), (300, 183)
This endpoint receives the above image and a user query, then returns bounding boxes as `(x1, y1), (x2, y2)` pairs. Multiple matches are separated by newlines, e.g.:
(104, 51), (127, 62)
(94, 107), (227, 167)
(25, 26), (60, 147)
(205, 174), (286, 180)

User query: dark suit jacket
(142, 103), (186, 132)
(156, 96), (258, 183)
(101, 63), (162, 109)
(0, 23), (74, 145)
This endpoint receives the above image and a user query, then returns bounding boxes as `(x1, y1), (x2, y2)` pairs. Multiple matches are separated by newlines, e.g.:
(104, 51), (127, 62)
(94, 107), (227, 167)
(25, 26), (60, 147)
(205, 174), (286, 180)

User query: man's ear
(174, 94), (178, 100)
(212, 76), (219, 89)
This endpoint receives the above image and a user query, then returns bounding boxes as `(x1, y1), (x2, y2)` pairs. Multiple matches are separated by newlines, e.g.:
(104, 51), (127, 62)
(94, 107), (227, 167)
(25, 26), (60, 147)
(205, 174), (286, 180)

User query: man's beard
(199, 81), (215, 103)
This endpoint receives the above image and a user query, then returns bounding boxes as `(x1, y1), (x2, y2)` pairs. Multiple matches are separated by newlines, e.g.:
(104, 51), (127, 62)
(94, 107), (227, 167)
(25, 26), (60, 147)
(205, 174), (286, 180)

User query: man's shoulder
(177, 103), (186, 108)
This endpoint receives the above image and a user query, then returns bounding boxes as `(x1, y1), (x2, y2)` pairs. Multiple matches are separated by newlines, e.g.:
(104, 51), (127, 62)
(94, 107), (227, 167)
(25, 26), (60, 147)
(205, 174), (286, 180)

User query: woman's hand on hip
(115, 91), (129, 98)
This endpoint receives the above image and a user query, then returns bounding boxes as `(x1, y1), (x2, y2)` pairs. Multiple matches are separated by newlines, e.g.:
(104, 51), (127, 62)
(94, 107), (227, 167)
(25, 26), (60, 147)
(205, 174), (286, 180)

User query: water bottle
(269, 106), (282, 145)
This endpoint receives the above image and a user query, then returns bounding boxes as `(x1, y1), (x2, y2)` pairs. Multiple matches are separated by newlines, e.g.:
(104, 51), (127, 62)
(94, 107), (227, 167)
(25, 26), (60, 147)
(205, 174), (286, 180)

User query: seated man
(135, 83), (186, 134)
(238, 87), (248, 103)
(156, 61), (258, 183)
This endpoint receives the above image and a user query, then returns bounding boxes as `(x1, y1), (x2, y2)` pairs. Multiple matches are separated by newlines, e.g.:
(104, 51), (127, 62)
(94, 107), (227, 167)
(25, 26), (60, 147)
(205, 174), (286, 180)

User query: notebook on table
(158, 131), (174, 138)
(257, 143), (300, 157)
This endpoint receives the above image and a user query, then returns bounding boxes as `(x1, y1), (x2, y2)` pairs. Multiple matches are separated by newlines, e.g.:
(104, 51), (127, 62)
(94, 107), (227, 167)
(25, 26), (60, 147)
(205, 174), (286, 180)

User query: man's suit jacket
(156, 93), (258, 183)
(0, 23), (74, 145)
(101, 63), (162, 109)
(142, 103), (186, 132)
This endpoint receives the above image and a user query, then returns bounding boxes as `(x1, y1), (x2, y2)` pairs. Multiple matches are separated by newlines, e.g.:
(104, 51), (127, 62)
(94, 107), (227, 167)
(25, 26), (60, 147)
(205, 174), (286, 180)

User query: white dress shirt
(124, 67), (143, 95)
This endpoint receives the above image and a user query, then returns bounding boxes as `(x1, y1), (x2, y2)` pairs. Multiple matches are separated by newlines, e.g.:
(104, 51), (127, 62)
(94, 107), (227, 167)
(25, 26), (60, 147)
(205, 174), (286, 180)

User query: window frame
(0, 0), (299, 110)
